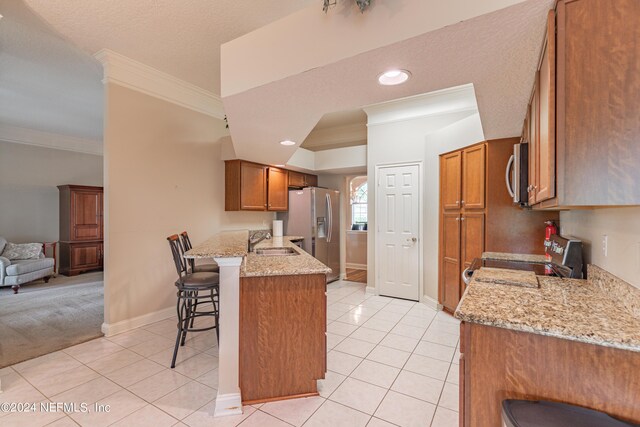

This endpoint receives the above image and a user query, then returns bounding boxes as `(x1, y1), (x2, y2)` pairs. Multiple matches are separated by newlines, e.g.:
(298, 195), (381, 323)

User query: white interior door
(377, 164), (420, 301)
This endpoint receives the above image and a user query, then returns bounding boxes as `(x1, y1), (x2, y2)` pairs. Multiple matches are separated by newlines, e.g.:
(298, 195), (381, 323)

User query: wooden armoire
(438, 139), (558, 313)
(58, 185), (104, 276)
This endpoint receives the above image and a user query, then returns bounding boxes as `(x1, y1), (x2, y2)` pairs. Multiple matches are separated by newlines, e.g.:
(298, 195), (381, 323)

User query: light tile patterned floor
(0, 280), (460, 427)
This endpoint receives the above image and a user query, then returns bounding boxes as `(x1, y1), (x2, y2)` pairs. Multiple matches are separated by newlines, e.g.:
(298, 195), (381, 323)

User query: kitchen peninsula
(455, 262), (640, 426)
(184, 231), (330, 415)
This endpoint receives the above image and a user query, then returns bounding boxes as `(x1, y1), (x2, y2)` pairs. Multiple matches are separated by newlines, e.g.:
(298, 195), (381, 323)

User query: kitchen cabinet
(441, 212), (461, 311)
(441, 152), (462, 210)
(267, 167), (288, 211)
(240, 273), (326, 403)
(58, 185), (104, 276)
(288, 171), (318, 188)
(525, 0), (640, 208)
(225, 160), (288, 212)
(460, 322), (640, 426)
(462, 145), (486, 209)
(438, 139), (558, 313)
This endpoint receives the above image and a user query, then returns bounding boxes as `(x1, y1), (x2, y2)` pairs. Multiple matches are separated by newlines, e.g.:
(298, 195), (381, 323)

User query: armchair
(0, 237), (54, 294)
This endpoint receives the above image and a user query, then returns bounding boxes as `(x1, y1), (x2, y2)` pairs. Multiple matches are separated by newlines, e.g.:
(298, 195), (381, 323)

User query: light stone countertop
(242, 237), (331, 277)
(455, 265), (640, 352)
(184, 231), (330, 278)
(482, 251), (548, 264)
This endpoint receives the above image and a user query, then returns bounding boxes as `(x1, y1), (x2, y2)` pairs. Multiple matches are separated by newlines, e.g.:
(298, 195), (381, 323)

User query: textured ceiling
(23, 0), (316, 94)
(0, 0), (103, 141)
(223, 0), (554, 165)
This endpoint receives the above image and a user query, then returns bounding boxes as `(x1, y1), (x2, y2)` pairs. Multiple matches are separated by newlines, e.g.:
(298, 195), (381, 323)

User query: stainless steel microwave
(505, 142), (529, 206)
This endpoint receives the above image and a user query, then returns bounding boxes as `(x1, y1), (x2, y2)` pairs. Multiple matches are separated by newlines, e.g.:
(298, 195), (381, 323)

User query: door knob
(406, 237), (417, 243)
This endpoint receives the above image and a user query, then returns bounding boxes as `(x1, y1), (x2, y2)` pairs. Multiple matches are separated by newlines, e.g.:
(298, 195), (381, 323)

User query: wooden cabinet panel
(288, 171), (306, 188)
(240, 162), (268, 211)
(71, 190), (102, 241)
(59, 242), (103, 276)
(304, 174), (318, 187)
(240, 274), (326, 403)
(441, 212), (461, 312)
(462, 322), (640, 426)
(528, 78), (539, 206)
(441, 152), (462, 210)
(536, 10), (556, 203)
(267, 167), (288, 211)
(461, 213), (485, 272)
(462, 145), (486, 209)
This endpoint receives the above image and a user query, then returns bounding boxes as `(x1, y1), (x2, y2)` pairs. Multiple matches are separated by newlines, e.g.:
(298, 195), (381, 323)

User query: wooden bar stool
(167, 234), (219, 368)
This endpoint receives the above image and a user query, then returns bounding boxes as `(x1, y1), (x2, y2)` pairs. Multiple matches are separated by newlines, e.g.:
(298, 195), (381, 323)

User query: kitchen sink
(255, 247), (298, 256)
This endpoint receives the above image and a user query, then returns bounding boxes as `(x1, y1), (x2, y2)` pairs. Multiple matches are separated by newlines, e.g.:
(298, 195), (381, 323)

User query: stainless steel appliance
(462, 234), (584, 286)
(505, 142), (529, 206)
(278, 187), (340, 282)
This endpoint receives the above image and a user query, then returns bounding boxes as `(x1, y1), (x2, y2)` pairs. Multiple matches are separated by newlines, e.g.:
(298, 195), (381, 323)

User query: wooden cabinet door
(288, 171), (306, 188)
(536, 10), (556, 203)
(441, 212), (461, 312)
(267, 167), (289, 211)
(71, 189), (102, 241)
(461, 212), (485, 273)
(441, 152), (462, 210)
(240, 162), (268, 211)
(462, 144), (486, 209)
(528, 79), (539, 206)
(70, 242), (102, 270)
(305, 174), (318, 187)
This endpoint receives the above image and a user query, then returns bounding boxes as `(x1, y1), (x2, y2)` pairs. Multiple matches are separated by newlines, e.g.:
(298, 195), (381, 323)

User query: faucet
(249, 232), (271, 252)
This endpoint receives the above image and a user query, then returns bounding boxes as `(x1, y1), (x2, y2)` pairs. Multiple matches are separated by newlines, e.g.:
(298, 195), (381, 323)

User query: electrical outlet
(602, 235), (608, 258)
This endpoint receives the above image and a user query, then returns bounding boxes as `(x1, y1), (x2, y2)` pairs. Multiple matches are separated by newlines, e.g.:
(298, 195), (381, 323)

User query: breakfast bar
(184, 231), (330, 415)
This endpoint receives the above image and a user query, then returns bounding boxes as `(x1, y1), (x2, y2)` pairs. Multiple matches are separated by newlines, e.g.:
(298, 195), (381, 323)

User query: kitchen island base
(240, 273), (326, 404)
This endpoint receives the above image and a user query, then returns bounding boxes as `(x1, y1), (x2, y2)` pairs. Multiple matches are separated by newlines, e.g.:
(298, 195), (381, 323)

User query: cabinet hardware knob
(461, 200), (465, 205)
(455, 217), (460, 221)
(455, 200), (459, 205)
(461, 217), (466, 221)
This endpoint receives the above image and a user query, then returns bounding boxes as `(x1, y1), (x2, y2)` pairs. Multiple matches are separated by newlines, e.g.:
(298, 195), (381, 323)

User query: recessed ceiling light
(378, 69), (411, 86)
(280, 140), (296, 146)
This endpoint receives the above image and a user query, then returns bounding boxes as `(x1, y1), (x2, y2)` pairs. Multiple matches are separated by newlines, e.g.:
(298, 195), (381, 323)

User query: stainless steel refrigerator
(278, 187), (340, 282)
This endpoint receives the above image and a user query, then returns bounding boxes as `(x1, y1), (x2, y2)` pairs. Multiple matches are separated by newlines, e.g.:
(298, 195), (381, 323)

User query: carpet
(0, 277), (104, 368)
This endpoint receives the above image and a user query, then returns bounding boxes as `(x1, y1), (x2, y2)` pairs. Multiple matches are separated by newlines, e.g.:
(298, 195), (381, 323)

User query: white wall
(367, 113), (485, 302)
(560, 208), (640, 288)
(103, 83), (274, 330)
(0, 140), (103, 242)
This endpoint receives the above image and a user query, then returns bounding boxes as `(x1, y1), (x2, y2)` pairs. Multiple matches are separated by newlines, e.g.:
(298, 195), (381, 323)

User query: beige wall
(560, 207), (640, 288)
(104, 84), (274, 327)
(0, 140), (103, 242)
(367, 113), (485, 302)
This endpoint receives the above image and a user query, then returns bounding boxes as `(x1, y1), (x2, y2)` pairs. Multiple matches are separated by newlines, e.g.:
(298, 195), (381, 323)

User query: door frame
(374, 161), (424, 301)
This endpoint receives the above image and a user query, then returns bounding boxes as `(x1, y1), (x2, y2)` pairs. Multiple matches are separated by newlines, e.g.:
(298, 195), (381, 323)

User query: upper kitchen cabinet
(267, 167), (288, 211)
(441, 151), (462, 210)
(288, 171), (318, 189)
(462, 144), (486, 209)
(526, 0), (640, 208)
(225, 160), (288, 211)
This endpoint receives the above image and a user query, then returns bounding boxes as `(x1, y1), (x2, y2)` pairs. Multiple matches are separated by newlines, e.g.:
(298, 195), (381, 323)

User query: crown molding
(94, 49), (225, 119)
(0, 124), (103, 155)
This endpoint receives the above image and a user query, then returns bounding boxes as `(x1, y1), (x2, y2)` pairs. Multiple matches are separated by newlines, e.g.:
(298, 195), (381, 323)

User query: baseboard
(365, 286), (376, 294)
(345, 263), (367, 270)
(101, 306), (175, 337)
(420, 294), (442, 311)
(214, 392), (243, 417)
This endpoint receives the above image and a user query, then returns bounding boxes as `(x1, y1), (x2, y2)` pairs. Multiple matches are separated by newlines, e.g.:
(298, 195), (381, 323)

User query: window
(350, 178), (368, 226)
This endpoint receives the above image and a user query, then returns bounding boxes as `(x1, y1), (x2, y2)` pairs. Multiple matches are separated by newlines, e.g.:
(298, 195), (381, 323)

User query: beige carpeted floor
(0, 272), (104, 368)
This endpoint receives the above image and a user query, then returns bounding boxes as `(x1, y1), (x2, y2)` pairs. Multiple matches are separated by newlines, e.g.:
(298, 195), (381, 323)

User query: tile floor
(0, 280), (460, 427)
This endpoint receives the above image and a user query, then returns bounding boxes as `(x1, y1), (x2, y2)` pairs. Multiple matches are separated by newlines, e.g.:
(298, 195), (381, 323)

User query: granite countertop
(482, 251), (548, 264)
(184, 231), (330, 277)
(242, 236), (331, 277)
(184, 230), (249, 258)
(455, 264), (640, 352)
